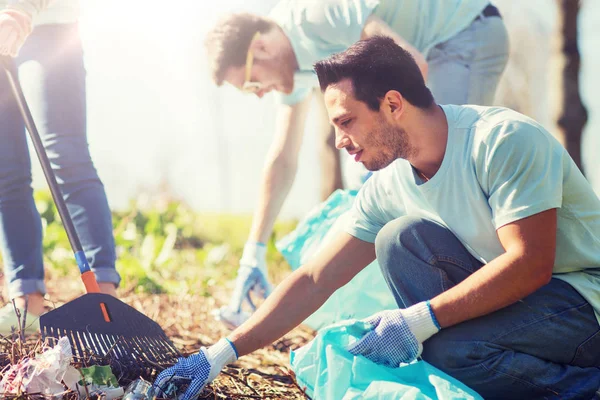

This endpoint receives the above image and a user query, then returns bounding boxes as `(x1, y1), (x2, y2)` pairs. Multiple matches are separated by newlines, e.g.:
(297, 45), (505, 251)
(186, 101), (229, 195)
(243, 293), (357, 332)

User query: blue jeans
(427, 13), (509, 106)
(0, 23), (120, 298)
(375, 216), (600, 400)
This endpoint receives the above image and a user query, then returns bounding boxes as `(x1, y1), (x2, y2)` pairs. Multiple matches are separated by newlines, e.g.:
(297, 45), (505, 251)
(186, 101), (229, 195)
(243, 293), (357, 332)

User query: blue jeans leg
(0, 56), (45, 297)
(375, 216), (600, 400)
(0, 24), (120, 298)
(427, 15), (509, 106)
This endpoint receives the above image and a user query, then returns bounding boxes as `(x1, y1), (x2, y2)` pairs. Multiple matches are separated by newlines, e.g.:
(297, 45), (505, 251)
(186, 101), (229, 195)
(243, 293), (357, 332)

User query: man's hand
(0, 9), (32, 57)
(214, 242), (273, 328)
(232, 241), (273, 310)
(153, 339), (237, 400)
(347, 301), (440, 368)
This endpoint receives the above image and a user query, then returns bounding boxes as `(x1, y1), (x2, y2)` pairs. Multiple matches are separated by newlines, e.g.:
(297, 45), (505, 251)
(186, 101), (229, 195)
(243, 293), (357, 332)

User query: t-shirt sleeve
(345, 172), (397, 242)
(275, 0), (380, 105)
(480, 121), (564, 229)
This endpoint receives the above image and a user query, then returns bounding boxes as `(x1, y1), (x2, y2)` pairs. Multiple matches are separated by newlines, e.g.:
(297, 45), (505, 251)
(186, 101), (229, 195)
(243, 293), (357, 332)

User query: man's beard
(363, 121), (413, 171)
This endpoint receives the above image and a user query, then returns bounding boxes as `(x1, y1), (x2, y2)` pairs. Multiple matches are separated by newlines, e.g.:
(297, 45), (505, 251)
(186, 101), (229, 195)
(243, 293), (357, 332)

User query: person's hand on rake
(347, 301), (441, 368)
(0, 8), (32, 57)
(213, 242), (273, 328)
(153, 338), (238, 400)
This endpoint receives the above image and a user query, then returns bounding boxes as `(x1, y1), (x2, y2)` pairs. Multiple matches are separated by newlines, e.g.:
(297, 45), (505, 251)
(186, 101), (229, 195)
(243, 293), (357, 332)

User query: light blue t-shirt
(269, 0), (488, 105)
(346, 105), (600, 322)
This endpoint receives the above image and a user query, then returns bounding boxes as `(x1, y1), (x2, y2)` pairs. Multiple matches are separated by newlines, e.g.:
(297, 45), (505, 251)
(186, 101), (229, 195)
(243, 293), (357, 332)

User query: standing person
(155, 37), (600, 400)
(206, 0), (510, 327)
(0, 0), (120, 334)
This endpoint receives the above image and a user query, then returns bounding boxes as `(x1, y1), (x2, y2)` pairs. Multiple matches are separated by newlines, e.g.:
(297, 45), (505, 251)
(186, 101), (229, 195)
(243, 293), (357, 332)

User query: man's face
(324, 79), (413, 171)
(223, 40), (295, 98)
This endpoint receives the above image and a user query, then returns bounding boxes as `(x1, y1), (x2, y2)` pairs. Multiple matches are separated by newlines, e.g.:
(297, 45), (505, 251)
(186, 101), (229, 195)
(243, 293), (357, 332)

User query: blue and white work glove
(347, 301), (441, 368)
(153, 338), (238, 400)
(213, 242), (273, 328)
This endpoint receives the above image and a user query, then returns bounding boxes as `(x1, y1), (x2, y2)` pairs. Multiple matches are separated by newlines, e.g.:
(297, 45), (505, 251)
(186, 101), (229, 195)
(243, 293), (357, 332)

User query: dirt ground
(0, 275), (315, 399)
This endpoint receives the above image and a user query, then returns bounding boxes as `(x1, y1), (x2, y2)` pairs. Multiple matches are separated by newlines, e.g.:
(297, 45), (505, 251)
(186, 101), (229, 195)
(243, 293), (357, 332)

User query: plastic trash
(78, 384), (124, 400)
(122, 377), (179, 399)
(123, 377), (156, 399)
(0, 336), (80, 396)
(290, 319), (483, 400)
(276, 189), (397, 330)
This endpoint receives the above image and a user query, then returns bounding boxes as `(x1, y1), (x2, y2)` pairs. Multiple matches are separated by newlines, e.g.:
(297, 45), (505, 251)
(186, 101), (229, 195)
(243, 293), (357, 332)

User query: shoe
(211, 306), (250, 330)
(0, 303), (40, 335)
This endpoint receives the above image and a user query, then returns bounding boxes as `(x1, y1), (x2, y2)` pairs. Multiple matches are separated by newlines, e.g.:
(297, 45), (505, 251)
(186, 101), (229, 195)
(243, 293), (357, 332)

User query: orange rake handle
(81, 271), (101, 293)
(81, 271), (111, 323)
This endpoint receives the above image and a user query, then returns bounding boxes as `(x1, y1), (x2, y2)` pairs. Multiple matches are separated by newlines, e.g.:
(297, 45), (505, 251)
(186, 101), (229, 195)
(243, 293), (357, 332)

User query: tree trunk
(556, 0), (588, 172)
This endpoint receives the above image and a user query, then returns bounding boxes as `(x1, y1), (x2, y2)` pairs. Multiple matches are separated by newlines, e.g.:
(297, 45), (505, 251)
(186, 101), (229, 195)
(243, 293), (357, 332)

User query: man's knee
(375, 216), (435, 268)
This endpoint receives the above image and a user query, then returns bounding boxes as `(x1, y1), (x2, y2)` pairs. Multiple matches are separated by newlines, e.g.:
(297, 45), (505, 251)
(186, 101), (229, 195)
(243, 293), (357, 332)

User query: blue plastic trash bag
(277, 189), (356, 269)
(290, 319), (483, 400)
(276, 190), (397, 330)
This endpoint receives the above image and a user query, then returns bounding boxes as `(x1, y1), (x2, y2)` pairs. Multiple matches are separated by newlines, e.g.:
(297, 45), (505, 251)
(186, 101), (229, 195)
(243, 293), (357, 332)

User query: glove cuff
(240, 241), (267, 266)
(205, 338), (238, 382)
(207, 338), (238, 366)
(403, 301), (440, 343)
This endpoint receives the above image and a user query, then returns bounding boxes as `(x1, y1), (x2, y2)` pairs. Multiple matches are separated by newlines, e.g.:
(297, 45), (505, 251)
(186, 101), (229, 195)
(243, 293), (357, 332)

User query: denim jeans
(427, 14), (509, 106)
(0, 23), (119, 298)
(375, 216), (600, 400)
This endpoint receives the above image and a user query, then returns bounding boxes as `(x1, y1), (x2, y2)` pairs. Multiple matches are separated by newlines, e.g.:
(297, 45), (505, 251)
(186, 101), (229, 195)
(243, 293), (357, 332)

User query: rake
(0, 56), (182, 383)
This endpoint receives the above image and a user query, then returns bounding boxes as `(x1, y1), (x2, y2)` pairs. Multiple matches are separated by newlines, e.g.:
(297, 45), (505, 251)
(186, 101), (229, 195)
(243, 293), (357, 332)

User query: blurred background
(26, 0), (599, 218)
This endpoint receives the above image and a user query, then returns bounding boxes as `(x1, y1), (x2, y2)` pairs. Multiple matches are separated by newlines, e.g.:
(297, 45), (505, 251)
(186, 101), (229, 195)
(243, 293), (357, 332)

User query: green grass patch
(3, 191), (298, 296)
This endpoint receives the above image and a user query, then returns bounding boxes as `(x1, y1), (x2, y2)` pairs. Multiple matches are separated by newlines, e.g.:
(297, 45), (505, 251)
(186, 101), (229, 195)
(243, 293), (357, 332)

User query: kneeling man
(156, 36), (600, 400)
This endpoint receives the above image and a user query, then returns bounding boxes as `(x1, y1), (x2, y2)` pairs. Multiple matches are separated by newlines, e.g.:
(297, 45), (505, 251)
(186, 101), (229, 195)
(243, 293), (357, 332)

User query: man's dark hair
(205, 13), (277, 85)
(314, 36), (434, 110)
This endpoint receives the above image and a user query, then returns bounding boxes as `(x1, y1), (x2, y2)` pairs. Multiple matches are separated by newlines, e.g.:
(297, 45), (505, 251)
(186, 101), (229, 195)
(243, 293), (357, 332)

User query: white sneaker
(0, 303), (40, 335)
(211, 306), (250, 330)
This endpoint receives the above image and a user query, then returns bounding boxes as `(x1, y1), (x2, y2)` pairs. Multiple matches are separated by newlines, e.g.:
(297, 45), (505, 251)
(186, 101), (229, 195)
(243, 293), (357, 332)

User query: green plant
(20, 190), (298, 296)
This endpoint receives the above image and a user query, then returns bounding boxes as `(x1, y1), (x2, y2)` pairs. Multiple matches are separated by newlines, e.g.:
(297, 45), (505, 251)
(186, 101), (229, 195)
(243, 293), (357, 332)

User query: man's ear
(250, 35), (270, 60)
(383, 90), (405, 120)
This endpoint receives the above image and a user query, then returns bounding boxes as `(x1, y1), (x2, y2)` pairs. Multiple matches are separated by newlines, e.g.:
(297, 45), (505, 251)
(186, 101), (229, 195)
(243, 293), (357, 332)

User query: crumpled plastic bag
(0, 336), (80, 396)
(276, 189), (397, 330)
(290, 319), (483, 400)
